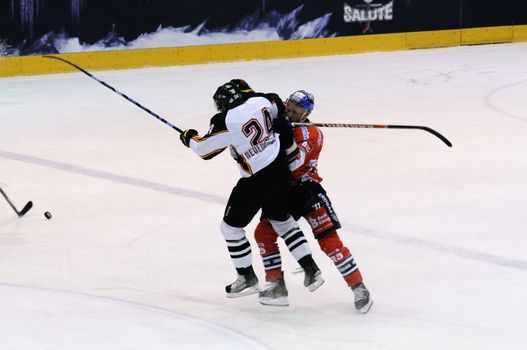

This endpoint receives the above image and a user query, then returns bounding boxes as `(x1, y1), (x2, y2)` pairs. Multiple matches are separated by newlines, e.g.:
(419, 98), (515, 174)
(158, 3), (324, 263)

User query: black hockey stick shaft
(0, 187), (33, 217)
(42, 55), (183, 134)
(293, 122), (452, 147)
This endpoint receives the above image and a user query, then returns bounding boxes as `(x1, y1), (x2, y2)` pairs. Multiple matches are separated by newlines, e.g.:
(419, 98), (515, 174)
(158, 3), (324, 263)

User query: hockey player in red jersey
(254, 90), (373, 313)
(179, 82), (324, 299)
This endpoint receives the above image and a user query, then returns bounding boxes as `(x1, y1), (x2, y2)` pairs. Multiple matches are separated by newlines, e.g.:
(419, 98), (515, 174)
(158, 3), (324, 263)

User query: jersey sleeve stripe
(200, 147), (226, 160)
(190, 131), (230, 158)
(195, 129), (229, 142)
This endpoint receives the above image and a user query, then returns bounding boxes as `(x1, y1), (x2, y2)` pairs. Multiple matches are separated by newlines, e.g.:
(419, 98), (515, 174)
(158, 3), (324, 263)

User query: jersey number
(242, 108), (273, 146)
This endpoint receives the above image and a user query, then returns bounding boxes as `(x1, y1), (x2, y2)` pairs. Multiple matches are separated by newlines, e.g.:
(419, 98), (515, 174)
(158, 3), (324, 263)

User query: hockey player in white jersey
(180, 81), (324, 298)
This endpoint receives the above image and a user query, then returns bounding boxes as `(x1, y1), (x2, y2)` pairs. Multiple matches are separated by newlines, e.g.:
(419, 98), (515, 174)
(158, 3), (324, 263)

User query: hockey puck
(44, 211), (52, 219)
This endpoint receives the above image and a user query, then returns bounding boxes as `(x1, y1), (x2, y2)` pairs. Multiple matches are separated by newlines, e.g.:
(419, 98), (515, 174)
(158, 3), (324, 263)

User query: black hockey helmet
(213, 82), (244, 112)
(229, 79), (255, 94)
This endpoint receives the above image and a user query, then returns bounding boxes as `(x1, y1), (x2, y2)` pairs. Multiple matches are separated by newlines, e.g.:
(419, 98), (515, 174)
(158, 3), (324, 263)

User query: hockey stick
(0, 187), (33, 217)
(42, 55), (183, 133)
(293, 122), (452, 147)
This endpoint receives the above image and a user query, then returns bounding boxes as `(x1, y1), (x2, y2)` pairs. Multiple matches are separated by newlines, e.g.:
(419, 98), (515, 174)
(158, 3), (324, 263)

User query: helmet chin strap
(300, 111), (311, 122)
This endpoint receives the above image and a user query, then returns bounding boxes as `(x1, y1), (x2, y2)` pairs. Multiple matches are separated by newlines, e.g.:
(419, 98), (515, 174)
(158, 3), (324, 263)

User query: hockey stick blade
(18, 201), (33, 217)
(0, 187), (33, 217)
(387, 125), (452, 147)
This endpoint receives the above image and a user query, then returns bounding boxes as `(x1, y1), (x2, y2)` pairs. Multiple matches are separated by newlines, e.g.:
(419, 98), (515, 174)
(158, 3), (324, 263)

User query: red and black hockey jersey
(289, 123), (324, 183)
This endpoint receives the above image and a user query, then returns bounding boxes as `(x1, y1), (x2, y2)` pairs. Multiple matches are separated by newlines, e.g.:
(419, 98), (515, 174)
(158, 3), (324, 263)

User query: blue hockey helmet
(286, 90), (315, 121)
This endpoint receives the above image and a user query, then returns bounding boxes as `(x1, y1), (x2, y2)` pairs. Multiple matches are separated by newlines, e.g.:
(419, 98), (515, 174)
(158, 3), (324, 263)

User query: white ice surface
(1, 43), (527, 350)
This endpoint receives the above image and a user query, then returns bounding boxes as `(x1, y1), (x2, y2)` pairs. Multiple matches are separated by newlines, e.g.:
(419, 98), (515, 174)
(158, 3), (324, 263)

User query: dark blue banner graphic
(1, 0), (526, 57)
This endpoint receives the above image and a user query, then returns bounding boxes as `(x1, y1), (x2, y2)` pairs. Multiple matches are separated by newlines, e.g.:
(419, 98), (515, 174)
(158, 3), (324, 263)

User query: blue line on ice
(2, 149), (527, 272)
(347, 224), (527, 272)
(0, 149), (225, 204)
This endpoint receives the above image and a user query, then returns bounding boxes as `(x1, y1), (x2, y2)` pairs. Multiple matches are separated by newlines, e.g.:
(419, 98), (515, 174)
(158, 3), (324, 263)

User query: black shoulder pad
(206, 112), (228, 136)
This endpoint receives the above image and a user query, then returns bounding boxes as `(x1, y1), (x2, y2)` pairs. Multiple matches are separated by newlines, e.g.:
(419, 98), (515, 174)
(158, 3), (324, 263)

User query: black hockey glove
(180, 129), (198, 147)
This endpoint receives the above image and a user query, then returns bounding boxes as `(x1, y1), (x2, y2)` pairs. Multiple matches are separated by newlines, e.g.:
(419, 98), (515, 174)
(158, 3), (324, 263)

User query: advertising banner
(1, 0), (526, 57)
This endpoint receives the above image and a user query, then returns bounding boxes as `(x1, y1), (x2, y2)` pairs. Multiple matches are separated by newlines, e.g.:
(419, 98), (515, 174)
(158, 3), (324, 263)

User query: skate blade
(226, 285), (260, 298)
(259, 296), (289, 307)
(307, 276), (325, 292)
(356, 299), (373, 314)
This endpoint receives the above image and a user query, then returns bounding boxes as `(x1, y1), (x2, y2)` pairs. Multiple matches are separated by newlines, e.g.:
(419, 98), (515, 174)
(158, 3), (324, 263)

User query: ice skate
(299, 256), (325, 292)
(352, 282), (373, 314)
(304, 267), (324, 292)
(225, 267), (260, 298)
(259, 277), (289, 306)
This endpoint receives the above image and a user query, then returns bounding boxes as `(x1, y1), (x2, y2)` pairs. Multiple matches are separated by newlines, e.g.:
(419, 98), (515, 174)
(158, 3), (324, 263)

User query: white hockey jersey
(188, 95), (282, 177)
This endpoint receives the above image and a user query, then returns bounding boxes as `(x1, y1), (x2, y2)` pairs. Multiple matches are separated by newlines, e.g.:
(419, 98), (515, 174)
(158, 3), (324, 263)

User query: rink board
(1, 25), (527, 78)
